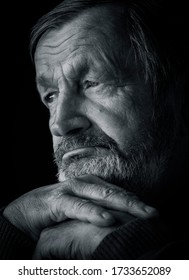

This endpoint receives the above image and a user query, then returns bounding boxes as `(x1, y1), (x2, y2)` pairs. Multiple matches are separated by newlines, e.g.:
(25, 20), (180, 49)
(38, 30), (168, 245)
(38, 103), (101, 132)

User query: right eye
(44, 92), (58, 105)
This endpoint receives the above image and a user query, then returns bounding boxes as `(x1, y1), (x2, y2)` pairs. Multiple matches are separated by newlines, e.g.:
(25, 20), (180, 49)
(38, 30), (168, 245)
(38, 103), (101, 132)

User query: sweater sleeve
(91, 217), (172, 259)
(0, 208), (36, 259)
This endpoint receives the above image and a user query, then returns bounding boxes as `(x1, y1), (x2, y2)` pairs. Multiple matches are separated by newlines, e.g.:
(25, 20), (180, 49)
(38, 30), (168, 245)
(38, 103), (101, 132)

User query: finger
(52, 194), (116, 227)
(65, 175), (158, 219)
(93, 191), (158, 219)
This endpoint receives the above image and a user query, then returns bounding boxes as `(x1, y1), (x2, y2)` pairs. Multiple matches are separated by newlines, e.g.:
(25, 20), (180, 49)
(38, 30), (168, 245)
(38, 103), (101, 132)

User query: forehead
(34, 5), (130, 75)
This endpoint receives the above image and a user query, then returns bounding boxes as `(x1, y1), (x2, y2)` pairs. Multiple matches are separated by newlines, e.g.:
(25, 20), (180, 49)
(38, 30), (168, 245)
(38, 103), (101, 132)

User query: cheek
(48, 101), (58, 126)
(52, 135), (61, 153)
(84, 97), (140, 148)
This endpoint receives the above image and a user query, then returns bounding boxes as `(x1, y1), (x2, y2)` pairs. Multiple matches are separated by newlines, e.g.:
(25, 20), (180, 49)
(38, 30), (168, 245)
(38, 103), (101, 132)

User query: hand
(3, 175), (157, 240)
(33, 210), (135, 260)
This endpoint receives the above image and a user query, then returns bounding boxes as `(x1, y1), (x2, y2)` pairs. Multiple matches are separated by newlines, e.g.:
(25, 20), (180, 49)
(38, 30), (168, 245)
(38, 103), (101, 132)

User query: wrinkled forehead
(34, 5), (130, 68)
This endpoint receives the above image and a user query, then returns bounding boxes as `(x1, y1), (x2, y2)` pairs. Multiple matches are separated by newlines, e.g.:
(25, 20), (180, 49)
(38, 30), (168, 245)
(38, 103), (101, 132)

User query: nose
(49, 91), (90, 137)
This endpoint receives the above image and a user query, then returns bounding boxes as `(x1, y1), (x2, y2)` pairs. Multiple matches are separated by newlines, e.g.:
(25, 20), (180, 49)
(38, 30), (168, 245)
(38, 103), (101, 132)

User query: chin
(57, 155), (124, 183)
(57, 152), (169, 207)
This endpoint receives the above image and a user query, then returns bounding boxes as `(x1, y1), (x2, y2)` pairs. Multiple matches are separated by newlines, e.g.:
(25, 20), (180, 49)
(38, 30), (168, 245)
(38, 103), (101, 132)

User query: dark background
(1, 1), (61, 207)
(1, 1), (188, 207)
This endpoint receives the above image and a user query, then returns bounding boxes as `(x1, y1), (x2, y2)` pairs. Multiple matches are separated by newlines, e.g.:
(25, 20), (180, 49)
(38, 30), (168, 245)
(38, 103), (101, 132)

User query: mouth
(62, 146), (109, 162)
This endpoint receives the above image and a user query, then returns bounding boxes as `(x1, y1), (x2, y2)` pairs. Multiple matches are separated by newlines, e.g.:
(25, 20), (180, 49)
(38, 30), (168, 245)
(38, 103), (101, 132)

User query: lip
(62, 147), (107, 161)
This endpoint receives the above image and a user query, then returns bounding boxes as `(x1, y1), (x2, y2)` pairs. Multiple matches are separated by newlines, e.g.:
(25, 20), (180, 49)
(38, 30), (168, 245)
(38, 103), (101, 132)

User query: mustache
(54, 132), (121, 168)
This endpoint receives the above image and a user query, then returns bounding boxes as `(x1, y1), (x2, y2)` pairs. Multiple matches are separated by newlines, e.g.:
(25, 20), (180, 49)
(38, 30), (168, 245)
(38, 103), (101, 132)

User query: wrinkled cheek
(90, 108), (133, 150)
(86, 95), (139, 150)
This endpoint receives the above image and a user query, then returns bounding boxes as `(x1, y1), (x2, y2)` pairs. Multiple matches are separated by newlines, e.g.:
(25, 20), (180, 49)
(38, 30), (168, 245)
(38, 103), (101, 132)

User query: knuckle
(74, 199), (101, 217)
(85, 183), (103, 197)
(102, 188), (121, 200)
(75, 199), (91, 211)
(127, 195), (139, 209)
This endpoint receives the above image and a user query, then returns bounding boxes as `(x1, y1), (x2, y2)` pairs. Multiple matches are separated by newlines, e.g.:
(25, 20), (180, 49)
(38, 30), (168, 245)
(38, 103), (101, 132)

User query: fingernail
(101, 212), (115, 221)
(144, 206), (159, 216)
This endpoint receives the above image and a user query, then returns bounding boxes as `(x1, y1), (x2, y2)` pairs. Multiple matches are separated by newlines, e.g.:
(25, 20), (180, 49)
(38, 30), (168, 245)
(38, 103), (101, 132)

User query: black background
(1, 1), (188, 207)
(1, 1), (61, 207)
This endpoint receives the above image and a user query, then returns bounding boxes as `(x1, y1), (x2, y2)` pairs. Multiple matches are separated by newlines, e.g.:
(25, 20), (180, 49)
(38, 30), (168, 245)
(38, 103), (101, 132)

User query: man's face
(34, 6), (171, 197)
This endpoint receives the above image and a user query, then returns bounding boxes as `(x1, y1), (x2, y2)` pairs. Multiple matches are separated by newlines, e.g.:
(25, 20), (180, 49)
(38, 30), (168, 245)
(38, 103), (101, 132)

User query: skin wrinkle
(37, 44), (91, 57)
(38, 26), (92, 59)
(37, 54), (90, 89)
(37, 18), (134, 86)
(61, 55), (90, 82)
(37, 66), (58, 88)
(42, 33), (77, 48)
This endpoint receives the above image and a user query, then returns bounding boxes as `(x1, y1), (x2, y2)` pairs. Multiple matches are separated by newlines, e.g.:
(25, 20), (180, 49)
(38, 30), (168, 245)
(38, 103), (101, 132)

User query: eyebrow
(36, 72), (59, 92)
(36, 75), (58, 99)
(36, 74), (50, 87)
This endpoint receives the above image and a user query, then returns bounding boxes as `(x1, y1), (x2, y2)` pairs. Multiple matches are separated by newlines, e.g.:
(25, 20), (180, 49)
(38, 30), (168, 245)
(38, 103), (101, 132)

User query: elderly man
(0, 0), (189, 259)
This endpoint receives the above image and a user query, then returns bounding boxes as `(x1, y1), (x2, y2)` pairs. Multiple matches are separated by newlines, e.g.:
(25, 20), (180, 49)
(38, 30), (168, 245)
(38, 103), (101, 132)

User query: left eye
(84, 80), (99, 89)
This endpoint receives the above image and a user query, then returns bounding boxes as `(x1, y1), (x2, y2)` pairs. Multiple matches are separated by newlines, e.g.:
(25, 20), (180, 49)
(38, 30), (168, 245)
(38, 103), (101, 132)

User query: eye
(84, 80), (99, 89)
(44, 92), (58, 105)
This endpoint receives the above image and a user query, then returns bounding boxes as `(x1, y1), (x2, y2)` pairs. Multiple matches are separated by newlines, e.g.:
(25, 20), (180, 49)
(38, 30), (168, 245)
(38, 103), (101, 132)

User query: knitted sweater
(0, 211), (35, 259)
(1, 210), (188, 260)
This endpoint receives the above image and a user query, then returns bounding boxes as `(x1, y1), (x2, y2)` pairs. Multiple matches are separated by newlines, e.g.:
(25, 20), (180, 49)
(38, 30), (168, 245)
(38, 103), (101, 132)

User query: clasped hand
(3, 175), (157, 259)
